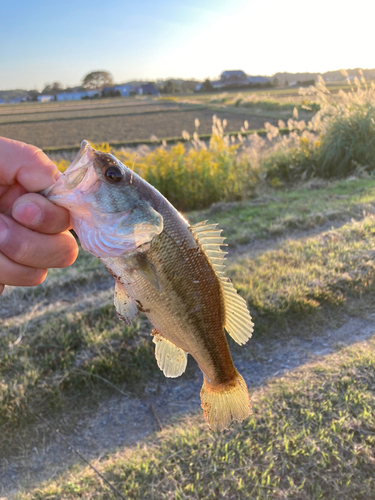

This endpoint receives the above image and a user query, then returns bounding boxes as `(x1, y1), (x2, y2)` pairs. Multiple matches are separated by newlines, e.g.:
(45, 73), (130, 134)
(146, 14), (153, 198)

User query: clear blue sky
(1, 0), (374, 90)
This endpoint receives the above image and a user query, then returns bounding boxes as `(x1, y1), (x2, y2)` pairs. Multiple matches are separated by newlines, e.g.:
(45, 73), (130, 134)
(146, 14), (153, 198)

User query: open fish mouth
(42, 141), (100, 210)
(42, 140), (164, 259)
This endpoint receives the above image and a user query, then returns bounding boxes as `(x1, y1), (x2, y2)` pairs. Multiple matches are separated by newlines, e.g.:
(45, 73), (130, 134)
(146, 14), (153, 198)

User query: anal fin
(152, 329), (188, 378)
(114, 281), (138, 326)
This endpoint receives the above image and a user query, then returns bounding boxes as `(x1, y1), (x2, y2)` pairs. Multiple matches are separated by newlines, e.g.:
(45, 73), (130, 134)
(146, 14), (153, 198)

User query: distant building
(194, 80), (222, 91)
(56, 90), (99, 101)
(138, 83), (159, 96)
(220, 71), (270, 87)
(195, 71), (270, 92)
(114, 84), (135, 96)
(247, 76), (270, 84)
(220, 70), (248, 83)
(102, 84), (137, 97)
(102, 84), (147, 97)
(37, 95), (55, 103)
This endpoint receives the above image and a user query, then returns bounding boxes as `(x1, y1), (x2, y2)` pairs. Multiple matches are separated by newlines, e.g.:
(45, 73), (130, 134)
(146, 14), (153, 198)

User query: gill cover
(44, 141), (163, 258)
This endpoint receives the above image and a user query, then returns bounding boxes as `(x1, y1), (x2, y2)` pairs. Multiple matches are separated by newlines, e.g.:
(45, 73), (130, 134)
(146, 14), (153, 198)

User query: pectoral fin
(114, 281), (138, 325)
(135, 254), (161, 291)
(152, 329), (188, 378)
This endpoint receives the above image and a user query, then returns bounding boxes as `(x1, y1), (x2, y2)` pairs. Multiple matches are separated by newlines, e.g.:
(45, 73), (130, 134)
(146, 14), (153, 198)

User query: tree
(42, 82), (63, 95)
(161, 80), (175, 94)
(82, 71), (114, 90)
(27, 90), (39, 101)
(201, 79), (213, 92)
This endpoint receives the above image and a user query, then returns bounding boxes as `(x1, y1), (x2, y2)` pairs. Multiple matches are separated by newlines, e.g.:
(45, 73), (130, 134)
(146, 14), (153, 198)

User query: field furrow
(0, 109), (275, 149)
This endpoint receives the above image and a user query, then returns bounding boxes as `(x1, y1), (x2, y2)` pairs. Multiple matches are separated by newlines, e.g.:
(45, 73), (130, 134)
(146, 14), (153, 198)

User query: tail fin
(200, 371), (251, 431)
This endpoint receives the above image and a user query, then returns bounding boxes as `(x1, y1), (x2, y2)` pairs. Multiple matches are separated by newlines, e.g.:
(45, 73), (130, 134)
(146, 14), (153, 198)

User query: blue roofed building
(220, 70), (248, 84)
(138, 83), (159, 96)
(56, 90), (99, 101)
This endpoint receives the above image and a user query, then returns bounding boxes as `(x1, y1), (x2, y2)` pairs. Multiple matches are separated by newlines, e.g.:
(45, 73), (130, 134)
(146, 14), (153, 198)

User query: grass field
(0, 104), (277, 149)
(0, 90), (316, 150)
(15, 337), (375, 500)
(2, 81), (375, 498)
(2, 177), (375, 498)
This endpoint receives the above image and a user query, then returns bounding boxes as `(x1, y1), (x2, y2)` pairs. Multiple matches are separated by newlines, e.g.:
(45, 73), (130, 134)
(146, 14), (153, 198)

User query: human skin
(0, 137), (78, 295)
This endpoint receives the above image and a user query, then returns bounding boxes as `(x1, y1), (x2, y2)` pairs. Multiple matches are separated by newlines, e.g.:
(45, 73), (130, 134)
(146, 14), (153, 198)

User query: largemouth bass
(44, 141), (254, 431)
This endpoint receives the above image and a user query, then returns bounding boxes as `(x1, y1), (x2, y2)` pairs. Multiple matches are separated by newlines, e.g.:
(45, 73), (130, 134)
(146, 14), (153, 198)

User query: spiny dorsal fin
(152, 329), (188, 378)
(114, 281), (139, 326)
(189, 221), (253, 345)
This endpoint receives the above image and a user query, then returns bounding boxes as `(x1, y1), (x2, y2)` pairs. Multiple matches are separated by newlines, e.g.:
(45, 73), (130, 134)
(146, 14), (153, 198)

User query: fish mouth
(42, 140), (98, 205)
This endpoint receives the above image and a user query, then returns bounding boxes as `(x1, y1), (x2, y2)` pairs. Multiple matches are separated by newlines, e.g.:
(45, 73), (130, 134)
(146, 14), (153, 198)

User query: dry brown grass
(0, 100), (277, 149)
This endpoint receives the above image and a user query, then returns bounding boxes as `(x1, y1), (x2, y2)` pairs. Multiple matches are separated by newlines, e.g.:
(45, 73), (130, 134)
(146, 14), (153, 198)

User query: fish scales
(107, 211), (236, 386)
(43, 141), (253, 431)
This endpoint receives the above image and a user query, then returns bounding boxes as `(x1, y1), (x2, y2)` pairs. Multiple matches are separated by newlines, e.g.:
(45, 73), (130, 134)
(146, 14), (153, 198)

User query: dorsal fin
(189, 221), (253, 345)
(152, 329), (188, 378)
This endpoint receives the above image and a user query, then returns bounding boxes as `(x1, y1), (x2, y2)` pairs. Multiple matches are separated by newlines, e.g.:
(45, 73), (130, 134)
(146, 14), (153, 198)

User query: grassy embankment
(3, 77), (375, 497)
(16, 334), (375, 499)
(2, 178), (375, 433)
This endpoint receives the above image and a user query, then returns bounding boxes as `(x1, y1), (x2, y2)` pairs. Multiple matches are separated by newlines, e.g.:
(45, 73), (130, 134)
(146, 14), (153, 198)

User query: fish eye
(104, 166), (124, 183)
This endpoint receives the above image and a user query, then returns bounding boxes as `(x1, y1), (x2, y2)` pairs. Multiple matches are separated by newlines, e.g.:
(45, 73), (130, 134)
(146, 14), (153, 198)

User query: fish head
(43, 140), (163, 258)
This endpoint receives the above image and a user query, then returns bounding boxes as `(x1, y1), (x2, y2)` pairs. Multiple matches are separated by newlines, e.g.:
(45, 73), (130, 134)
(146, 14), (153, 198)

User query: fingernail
(13, 202), (42, 226)
(0, 217), (9, 245)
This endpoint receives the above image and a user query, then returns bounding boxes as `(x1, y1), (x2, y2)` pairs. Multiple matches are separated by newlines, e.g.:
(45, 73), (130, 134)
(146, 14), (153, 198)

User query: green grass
(16, 336), (375, 499)
(0, 299), (160, 428)
(3, 179), (375, 432)
(117, 139), (258, 211)
(189, 178), (375, 246)
(230, 216), (375, 324)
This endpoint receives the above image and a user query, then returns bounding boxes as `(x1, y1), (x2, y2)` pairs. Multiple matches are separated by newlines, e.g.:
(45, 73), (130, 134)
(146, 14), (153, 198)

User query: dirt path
(0, 211), (358, 325)
(2, 313), (375, 498)
(2, 213), (375, 498)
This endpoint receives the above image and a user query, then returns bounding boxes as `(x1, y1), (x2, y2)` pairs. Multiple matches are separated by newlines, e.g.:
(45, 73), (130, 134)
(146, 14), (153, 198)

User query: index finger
(0, 137), (60, 193)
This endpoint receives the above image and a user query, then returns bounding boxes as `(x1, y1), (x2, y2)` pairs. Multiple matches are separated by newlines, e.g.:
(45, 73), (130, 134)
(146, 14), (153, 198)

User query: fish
(43, 140), (254, 431)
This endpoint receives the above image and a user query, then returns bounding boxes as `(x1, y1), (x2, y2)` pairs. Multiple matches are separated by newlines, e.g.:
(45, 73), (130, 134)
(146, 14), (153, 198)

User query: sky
(1, 0), (375, 90)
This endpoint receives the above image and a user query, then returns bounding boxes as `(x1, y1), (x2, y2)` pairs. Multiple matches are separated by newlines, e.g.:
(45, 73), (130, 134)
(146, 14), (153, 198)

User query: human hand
(0, 137), (78, 295)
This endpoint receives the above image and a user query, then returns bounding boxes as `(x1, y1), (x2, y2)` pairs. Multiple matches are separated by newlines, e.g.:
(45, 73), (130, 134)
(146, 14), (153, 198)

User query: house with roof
(102, 84), (139, 97)
(248, 76), (270, 84)
(220, 70), (249, 85)
(37, 95), (55, 103)
(195, 71), (270, 92)
(56, 89), (99, 101)
(138, 83), (159, 96)
(220, 71), (270, 87)
(114, 84), (132, 96)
